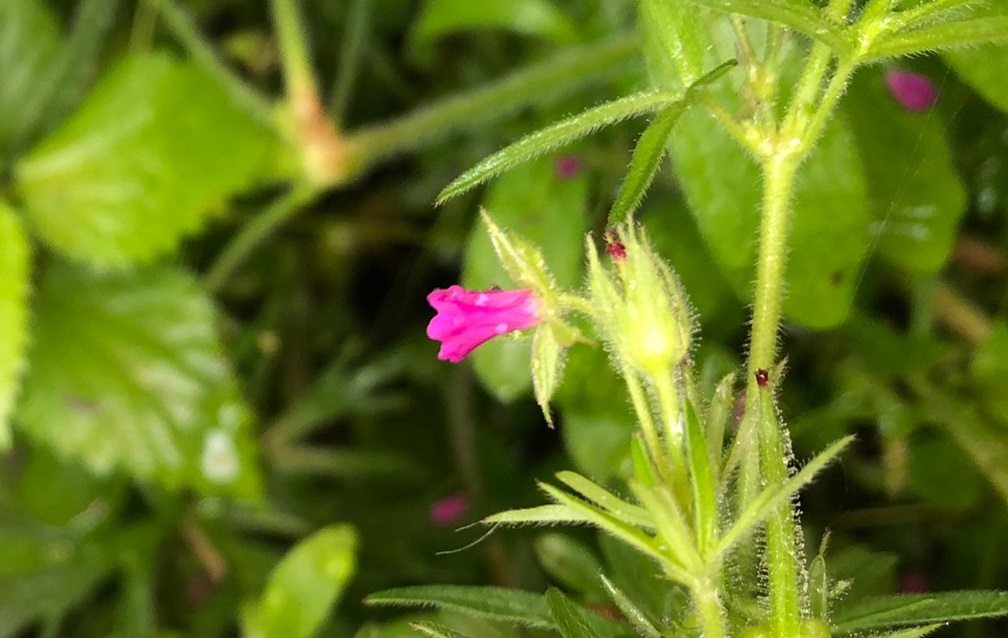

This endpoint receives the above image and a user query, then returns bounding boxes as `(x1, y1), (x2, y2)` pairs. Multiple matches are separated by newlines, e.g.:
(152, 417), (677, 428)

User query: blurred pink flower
(426, 285), (541, 362)
(554, 154), (583, 179)
(900, 571), (927, 593)
(430, 493), (469, 526)
(885, 69), (937, 111)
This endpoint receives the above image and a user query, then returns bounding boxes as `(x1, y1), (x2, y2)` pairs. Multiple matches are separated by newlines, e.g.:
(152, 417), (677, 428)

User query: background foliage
(1, 0), (1008, 636)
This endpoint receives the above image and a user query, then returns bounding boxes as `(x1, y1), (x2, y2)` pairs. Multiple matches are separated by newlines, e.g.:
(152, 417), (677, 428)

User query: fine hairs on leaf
(436, 59), (736, 204)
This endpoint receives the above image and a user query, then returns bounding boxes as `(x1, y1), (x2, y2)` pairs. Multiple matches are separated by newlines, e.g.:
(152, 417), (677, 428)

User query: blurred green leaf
(17, 52), (279, 268)
(463, 156), (587, 401)
(865, 13), (1008, 61)
(670, 107), (869, 328)
(534, 533), (606, 600)
(845, 69), (966, 273)
(545, 588), (604, 638)
(946, 44), (1008, 114)
(242, 525), (358, 638)
(0, 0), (62, 161)
(0, 538), (113, 636)
(865, 624), (944, 638)
(411, 622), (475, 638)
(0, 203), (30, 449)
(412, 0), (578, 43)
(638, 0), (706, 87)
(682, 0), (848, 54)
(14, 263), (261, 497)
(907, 434), (983, 510)
(832, 590), (1008, 633)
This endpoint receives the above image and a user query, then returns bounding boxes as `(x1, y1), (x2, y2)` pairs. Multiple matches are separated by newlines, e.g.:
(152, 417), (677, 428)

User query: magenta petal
(430, 493), (469, 526)
(885, 69), (937, 112)
(425, 285), (541, 362)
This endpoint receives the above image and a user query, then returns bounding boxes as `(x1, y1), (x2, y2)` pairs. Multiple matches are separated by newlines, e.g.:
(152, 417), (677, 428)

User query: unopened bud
(587, 224), (695, 378)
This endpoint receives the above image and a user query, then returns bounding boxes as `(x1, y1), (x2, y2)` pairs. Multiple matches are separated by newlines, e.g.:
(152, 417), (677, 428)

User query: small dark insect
(755, 368), (770, 388)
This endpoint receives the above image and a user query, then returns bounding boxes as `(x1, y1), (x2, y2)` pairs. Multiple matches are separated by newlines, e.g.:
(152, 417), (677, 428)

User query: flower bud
(587, 224), (694, 379)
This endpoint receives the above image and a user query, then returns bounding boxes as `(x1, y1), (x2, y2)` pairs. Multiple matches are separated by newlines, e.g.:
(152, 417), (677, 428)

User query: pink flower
(430, 493), (469, 526)
(885, 69), (937, 112)
(426, 285), (541, 362)
(554, 154), (583, 179)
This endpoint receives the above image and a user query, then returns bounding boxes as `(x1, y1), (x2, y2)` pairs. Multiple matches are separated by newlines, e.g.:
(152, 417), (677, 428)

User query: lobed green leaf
(16, 52), (279, 267)
(14, 263), (261, 497)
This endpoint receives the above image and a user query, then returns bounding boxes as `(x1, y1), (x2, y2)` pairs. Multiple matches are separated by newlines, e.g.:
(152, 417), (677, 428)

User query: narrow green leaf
(705, 372), (736, 483)
(436, 90), (683, 203)
(242, 525), (358, 638)
(684, 401), (717, 555)
(864, 623), (945, 638)
(410, 623), (475, 638)
(546, 588), (605, 638)
(608, 105), (685, 224)
(14, 263), (261, 497)
(412, 0), (578, 43)
(833, 591), (1008, 633)
(865, 17), (1008, 60)
(0, 204), (30, 449)
(626, 482), (701, 576)
(365, 586), (553, 629)
(683, 0), (848, 54)
(539, 484), (679, 579)
(17, 52), (278, 267)
(713, 436), (853, 558)
(532, 325), (565, 427)
(599, 574), (662, 638)
(554, 472), (654, 529)
(484, 504), (593, 527)
(638, 0), (707, 86)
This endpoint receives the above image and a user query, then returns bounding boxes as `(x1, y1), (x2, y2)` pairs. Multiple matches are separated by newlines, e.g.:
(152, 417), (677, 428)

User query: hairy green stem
(747, 155), (798, 373)
(348, 34), (638, 168)
(691, 575), (727, 638)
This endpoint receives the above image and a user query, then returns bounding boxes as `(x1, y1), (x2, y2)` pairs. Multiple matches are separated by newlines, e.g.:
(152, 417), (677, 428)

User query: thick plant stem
(747, 154), (801, 637)
(691, 575), (726, 638)
(747, 155), (798, 374)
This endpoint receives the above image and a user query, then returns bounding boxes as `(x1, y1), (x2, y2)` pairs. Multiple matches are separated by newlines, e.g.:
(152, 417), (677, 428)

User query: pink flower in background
(900, 571), (927, 593)
(885, 69), (937, 111)
(430, 493), (469, 526)
(554, 154), (583, 179)
(426, 285), (541, 362)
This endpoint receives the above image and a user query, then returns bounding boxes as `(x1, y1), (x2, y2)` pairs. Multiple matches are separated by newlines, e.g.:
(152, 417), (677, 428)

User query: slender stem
(691, 575), (727, 638)
(348, 34), (638, 168)
(142, 0), (274, 125)
(620, 362), (666, 473)
(205, 185), (317, 292)
(747, 156), (798, 373)
(757, 385), (801, 637)
(270, 0), (320, 112)
(798, 60), (855, 155)
(932, 281), (992, 345)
